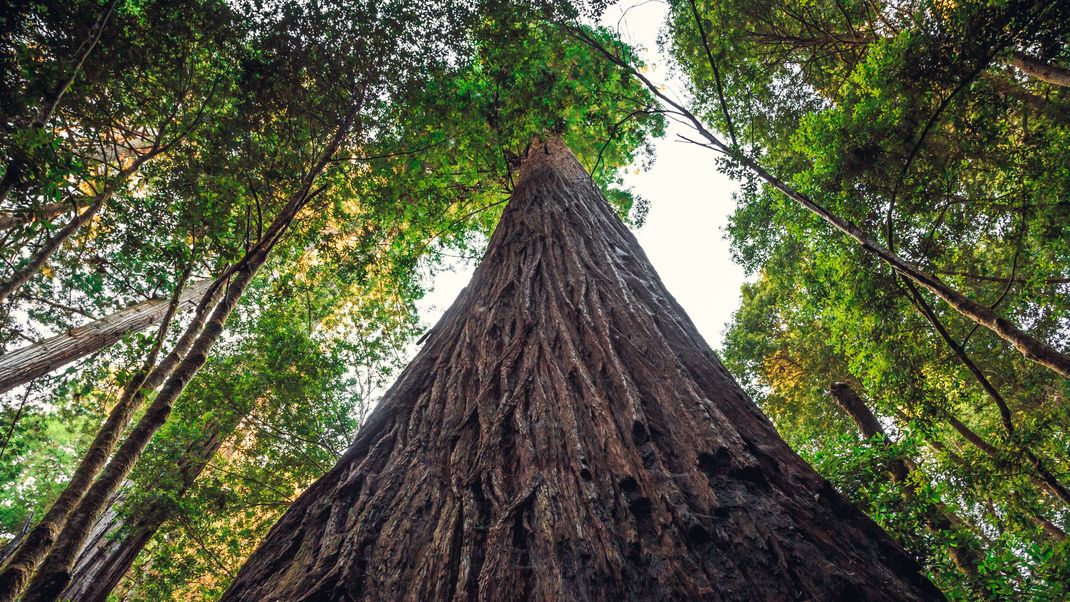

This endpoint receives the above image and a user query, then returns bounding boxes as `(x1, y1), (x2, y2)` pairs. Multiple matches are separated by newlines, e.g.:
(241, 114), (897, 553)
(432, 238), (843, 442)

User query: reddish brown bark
(222, 139), (940, 601)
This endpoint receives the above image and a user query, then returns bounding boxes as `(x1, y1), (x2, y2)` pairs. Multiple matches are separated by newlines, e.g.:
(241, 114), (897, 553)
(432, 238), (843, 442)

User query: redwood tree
(222, 138), (941, 601)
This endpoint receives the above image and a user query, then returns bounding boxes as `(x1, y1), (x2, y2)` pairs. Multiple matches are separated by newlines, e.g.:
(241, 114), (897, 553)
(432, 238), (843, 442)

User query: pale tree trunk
(222, 138), (941, 601)
(0, 275), (220, 601)
(0, 278), (214, 394)
(829, 383), (987, 590)
(0, 201), (71, 232)
(0, 0), (119, 203)
(14, 110), (357, 602)
(1006, 51), (1070, 87)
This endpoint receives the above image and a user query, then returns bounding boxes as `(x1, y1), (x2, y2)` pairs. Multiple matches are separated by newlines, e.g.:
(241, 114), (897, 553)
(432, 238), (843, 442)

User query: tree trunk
(829, 383), (986, 588)
(1006, 51), (1070, 87)
(0, 278), (213, 394)
(60, 422), (230, 602)
(222, 138), (940, 601)
(13, 109), (357, 602)
(0, 201), (71, 232)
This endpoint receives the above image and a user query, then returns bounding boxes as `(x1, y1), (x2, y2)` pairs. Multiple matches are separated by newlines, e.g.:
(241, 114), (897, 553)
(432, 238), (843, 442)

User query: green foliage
(670, 0), (1070, 597)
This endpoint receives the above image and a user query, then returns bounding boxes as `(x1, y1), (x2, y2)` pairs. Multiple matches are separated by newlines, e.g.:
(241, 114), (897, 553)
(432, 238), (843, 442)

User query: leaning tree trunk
(0, 278), (213, 394)
(222, 138), (941, 601)
(60, 416), (234, 602)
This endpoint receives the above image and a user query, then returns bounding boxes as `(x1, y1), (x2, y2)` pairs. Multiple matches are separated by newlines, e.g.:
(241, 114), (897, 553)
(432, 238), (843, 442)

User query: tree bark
(1006, 51), (1070, 87)
(829, 383), (986, 587)
(222, 138), (941, 601)
(0, 278), (214, 395)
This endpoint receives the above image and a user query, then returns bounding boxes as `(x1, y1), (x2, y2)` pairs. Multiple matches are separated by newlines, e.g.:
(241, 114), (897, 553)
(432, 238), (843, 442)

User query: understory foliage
(664, 0), (1069, 598)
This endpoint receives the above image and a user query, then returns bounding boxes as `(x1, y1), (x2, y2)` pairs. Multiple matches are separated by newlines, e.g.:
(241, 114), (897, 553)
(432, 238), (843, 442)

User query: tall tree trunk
(575, 30), (1070, 380)
(0, 278), (214, 394)
(0, 0), (119, 203)
(60, 422), (231, 602)
(1006, 51), (1070, 87)
(829, 383), (987, 589)
(0, 201), (71, 232)
(0, 275), (218, 601)
(14, 110), (357, 602)
(222, 138), (940, 601)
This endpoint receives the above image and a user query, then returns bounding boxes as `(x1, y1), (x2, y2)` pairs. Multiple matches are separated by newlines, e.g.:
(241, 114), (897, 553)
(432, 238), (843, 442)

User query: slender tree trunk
(1006, 51), (1070, 87)
(829, 383), (987, 588)
(0, 0), (119, 203)
(60, 423), (231, 602)
(0, 201), (71, 232)
(0, 278), (214, 394)
(0, 194), (105, 305)
(222, 138), (940, 601)
(575, 30), (1070, 380)
(0, 276), (218, 601)
(15, 111), (356, 602)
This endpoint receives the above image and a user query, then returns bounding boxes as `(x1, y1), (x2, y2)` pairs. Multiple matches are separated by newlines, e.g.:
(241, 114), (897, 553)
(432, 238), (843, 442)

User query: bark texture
(0, 278), (214, 394)
(223, 139), (941, 601)
(1006, 51), (1070, 87)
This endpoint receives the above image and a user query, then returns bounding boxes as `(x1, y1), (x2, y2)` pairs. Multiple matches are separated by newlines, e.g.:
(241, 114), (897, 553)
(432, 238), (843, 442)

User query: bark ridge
(222, 138), (941, 601)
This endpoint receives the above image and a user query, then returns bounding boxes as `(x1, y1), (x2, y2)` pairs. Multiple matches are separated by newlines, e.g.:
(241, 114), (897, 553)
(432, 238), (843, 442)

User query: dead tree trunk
(0, 278), (214, 394)
(829, 383), (986, 588)
(222, 139), (941, 601)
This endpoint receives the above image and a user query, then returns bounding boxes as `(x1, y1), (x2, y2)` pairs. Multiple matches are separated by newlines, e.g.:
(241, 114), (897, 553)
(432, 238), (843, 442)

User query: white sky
(415, 0), (745, 351)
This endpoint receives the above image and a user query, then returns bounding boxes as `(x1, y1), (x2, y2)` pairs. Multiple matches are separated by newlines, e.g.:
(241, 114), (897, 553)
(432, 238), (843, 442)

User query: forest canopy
(0, 0), (1067, 600)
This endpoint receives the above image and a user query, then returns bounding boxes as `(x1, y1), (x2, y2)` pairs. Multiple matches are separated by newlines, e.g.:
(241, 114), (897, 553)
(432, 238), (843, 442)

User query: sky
(415, 1), (746, 351)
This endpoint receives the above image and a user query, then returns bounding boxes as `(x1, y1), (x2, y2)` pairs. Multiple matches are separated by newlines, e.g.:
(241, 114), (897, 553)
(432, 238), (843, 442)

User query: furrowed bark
(0, 278), (214, 395)
(0, 276), (211, 602)
(16, 111), (356, 602)
(830, 384), (986, 588)
(1006, 51), (1070, 87)
(572, 28), (1070, 380)
(0, 0), (119, 203)
(223, 138), (940, 601)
